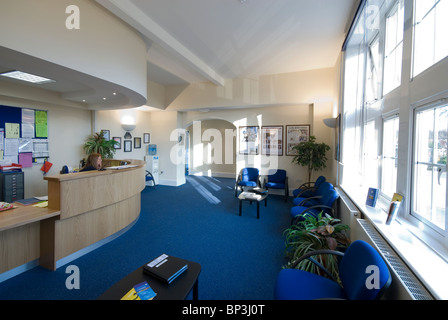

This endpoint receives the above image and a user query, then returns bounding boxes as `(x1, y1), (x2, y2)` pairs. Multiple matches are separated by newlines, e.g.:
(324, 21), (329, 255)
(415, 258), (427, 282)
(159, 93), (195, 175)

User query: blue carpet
(0, 176), (291, 300)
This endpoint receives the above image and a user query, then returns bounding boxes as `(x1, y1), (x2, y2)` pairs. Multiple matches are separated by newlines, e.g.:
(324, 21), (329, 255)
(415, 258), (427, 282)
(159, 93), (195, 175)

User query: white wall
(148, 110), (186, 186)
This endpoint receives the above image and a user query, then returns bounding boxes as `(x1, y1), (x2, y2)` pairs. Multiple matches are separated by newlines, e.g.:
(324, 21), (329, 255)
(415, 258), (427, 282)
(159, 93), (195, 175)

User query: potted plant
(291, 135), (330, 183)
(83, 130), (118, 159)
(283, 212), (350, 282)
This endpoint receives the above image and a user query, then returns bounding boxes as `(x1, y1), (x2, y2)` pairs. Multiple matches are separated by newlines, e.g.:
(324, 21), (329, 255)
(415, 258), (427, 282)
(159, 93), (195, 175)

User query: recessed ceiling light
(0, 70), (55, 84)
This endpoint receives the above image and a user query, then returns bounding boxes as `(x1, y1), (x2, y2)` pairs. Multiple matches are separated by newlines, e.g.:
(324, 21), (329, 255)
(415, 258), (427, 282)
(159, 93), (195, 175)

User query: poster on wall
(285, 125), (310, 156)
(261, 126), (283, 156)
(239, 126), (259, 155)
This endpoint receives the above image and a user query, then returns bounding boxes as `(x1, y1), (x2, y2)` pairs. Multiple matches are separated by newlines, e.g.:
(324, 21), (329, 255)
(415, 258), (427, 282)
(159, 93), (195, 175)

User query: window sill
(339, 186), (448, 300)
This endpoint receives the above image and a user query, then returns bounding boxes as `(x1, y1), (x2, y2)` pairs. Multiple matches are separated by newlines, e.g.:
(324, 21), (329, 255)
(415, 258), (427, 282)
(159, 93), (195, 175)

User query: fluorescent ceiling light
(0, 70), (55, 84)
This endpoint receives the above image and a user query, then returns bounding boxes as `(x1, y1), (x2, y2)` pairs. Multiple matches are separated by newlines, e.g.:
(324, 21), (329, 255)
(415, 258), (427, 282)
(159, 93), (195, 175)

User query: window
(363, 120), (380, 188)
(383, 0), (405, 95)
(413, 0), (448, 77)
(381, 116), (399, 198)
(412, 104), (448, 232)
(366, 35), (381, 103)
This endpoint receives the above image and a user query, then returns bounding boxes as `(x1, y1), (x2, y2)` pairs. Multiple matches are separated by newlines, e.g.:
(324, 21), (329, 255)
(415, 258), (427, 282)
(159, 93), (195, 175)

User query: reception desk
(41, 159), (145, 270)
(0, 159), (145, 277)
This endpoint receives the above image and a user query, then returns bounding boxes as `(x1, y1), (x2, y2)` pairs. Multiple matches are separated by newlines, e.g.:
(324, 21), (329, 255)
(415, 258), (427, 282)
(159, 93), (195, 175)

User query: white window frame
(366, 34), (381, 104)
(412, 0), (448, 77)
(380, 114), (399, 201)
(411, 101), (448, 239)
(383, 0), (405, 95)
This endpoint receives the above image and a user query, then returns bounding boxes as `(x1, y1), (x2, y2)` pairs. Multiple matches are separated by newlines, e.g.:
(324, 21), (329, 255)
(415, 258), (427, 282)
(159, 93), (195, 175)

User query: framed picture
(261, 126), (283, 156)
(239, 126), (259, 155)
(143, 133), (150, 144)
(134, 137), (141, 149)
(124, 140), (132, 152)
(102, 130), (110, 141)
(113, 137), (121, 149)
(286, 125), (310, 156)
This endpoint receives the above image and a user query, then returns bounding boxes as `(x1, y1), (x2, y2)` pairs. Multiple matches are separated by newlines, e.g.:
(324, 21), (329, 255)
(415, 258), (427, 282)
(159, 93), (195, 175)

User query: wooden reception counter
(0, 159), (145, 276)
(40, 159), (146, 270)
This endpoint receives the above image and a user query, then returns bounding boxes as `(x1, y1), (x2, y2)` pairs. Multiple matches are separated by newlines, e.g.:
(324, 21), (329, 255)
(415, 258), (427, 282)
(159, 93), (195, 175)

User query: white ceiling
(0, 0), (360, 109)
(99, 0), (360, 86)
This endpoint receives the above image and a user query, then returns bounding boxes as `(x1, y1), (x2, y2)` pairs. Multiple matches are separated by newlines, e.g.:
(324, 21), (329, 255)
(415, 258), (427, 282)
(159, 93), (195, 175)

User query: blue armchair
(274, 240), (392, 300)
(234, 168), (260, 197)
(292, 176), (326, 198)
(292, 181), (333, 206)
(263, 169), (289, 201)
(290, 188), (339, 224)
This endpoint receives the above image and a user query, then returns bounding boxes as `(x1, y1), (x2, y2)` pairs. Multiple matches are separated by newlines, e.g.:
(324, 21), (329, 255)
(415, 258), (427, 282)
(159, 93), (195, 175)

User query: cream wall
(95, 109), (151, 161)
(166, 68), (337, 110)
(180, 103), (334, 191)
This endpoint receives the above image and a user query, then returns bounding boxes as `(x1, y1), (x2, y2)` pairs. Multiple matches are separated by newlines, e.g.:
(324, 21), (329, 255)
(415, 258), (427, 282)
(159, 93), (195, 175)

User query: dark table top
(98, 258), (201, 300)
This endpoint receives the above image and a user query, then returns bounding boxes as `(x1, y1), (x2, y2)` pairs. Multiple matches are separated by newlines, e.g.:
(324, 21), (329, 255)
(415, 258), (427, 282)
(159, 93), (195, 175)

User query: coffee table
(238, 188), (268, 219)
(98, 256), (201, 300)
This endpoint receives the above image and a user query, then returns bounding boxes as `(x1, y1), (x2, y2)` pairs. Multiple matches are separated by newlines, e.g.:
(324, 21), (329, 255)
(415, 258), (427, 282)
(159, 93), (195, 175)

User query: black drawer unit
(0, 171), (24, 203)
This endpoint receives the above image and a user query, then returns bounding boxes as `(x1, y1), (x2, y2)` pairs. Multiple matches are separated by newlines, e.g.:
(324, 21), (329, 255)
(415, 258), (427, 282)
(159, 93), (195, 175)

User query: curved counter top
(41, 159), (145, 270)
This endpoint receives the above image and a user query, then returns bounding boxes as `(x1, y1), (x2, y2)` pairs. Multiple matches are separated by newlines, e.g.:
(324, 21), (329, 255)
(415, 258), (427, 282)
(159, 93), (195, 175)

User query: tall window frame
(411, 102), (448, 234)
(381, 115), (399, 200)
(383, 0), (405, 95)
(413, 0), (448, 77)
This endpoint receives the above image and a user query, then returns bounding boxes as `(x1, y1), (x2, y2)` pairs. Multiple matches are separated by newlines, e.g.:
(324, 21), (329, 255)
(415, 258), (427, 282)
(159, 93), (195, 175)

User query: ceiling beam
(96, 0), (225, 86)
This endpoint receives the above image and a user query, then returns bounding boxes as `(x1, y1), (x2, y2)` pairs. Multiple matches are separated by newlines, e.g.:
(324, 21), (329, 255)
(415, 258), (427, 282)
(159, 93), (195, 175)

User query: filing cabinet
(0, 171), (24, 203)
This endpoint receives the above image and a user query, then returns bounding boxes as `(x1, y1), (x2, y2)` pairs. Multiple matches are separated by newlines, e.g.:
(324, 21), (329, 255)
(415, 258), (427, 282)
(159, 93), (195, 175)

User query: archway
(185, 119), (237, 178)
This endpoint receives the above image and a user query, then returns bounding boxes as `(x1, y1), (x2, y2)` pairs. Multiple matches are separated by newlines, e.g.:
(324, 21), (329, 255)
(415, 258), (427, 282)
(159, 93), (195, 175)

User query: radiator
(356, 219), (433, 300)
(336, 188), (434, 300)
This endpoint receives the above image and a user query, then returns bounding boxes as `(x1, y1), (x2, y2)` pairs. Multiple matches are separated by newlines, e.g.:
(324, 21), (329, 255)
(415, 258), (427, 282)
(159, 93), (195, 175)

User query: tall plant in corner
(83, 130), (118, 159)
(291, 135), (330, 183)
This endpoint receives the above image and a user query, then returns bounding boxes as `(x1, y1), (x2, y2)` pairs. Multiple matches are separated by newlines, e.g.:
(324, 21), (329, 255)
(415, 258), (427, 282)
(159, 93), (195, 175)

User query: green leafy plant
(283, 212), (350, 282)
(291, 135), (330, 183)
(83, 130), (118, 159)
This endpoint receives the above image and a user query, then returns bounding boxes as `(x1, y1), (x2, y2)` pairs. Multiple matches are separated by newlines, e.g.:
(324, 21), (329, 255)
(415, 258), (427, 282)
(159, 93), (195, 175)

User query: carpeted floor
(0, 176), (292, 300)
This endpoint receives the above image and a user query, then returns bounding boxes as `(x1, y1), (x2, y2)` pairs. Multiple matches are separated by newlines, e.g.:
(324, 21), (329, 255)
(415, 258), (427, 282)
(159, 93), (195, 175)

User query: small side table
(238, 190), (268, 219)
(98, 256), (201, 300)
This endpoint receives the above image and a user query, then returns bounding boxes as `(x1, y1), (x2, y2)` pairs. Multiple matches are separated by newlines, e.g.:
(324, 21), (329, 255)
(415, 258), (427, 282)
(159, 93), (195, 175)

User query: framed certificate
(239, 126), (259, 155)
(261, 126), (283, 156)
(286, 125), (310, 156)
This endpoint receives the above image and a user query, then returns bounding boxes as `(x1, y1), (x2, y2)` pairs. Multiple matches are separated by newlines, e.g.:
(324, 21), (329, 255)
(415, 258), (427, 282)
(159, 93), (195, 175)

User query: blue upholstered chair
(290, 188), (339, 224)
(274, 240), (392, 300)
(263, 169), (289, 201)
(292, 175), (326, 198)
(234, 168), (260, 196)
(292, 182), (333, 206)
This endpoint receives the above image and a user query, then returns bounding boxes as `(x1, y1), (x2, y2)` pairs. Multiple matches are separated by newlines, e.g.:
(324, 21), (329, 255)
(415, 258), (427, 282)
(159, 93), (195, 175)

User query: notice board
(0, 105), (50, 168)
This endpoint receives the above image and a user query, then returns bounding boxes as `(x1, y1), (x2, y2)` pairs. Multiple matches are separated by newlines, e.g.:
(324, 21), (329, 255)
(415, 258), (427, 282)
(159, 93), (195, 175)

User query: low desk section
(0, 204), (60, 275)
